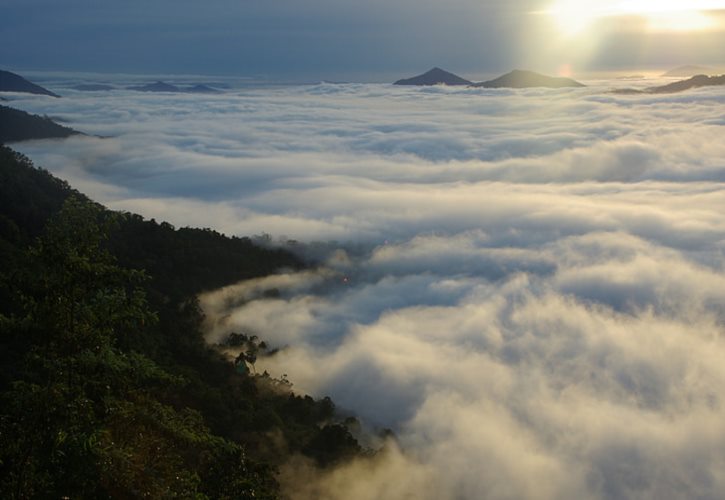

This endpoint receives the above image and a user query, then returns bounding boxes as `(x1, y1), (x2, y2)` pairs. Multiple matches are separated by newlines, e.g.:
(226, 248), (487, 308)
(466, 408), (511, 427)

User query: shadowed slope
(0, 105), (81, 143)
(472, 69), (585, 89)
(648, 74), (725, 94)
(0, 69), (60, 97)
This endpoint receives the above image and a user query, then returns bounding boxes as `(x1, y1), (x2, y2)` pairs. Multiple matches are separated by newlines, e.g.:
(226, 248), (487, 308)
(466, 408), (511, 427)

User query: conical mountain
(472, 69), (584, 89)
(127, 81), (181, 92)
(394, 67), (472, 86)
(0, 69), (60, 97)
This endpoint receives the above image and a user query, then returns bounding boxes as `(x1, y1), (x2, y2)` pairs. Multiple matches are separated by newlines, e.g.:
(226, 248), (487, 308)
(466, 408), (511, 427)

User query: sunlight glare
(544, 0), (725, 36)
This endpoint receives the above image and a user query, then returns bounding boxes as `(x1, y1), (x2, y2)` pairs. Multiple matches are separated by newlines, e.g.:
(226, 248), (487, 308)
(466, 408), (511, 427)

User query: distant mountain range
(73, 84), (115, 91)
(0, 73), (222, 95)
(649, 74), (725, 94)
(127, 81), (220, 93)
(394, 67), (585, 89)
(127, 81), (181, 92)
(395, 68), (472, 86)
(0, 105), (81, 143)
(613, 74), (725, 95)
(394, 66), (724, 94)
(0, 70), (60, 97)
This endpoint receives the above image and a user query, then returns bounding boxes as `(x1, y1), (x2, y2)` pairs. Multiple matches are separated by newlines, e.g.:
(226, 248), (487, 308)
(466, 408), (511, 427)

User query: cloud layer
(8, 75), (725, 499)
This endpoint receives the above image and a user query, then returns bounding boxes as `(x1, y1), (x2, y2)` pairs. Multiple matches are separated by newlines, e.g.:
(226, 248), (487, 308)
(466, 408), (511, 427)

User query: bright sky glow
(544, 0), (725, 36)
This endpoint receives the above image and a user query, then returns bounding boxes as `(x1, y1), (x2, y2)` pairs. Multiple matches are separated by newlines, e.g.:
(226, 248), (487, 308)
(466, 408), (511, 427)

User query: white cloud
(10, 76), (725, 499)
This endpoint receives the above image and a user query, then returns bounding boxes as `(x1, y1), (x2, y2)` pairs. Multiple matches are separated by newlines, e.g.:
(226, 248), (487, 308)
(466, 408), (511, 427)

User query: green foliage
(303, 424), (363, 467)
(225, 332), (269, 373)
(109, 213), (302, 302)
(0, 146), (76, 242)
(0, 196), (278, 498)
(0, 146), (366, 499)
(23, 197), (155, 353)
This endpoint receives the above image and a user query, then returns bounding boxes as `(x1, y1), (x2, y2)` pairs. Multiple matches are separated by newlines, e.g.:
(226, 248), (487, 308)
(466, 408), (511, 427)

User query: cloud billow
(10, 77), (725, 499)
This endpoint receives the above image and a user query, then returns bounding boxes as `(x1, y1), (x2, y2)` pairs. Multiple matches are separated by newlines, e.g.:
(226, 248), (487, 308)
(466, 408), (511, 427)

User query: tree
(0, 197), (278, 498)
(0, 197), (160, 496)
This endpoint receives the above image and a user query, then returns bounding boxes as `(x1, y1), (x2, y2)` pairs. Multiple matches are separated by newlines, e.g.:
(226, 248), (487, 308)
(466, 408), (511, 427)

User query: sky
(5, 76), (725, 498)
(1, 0), (724, 80)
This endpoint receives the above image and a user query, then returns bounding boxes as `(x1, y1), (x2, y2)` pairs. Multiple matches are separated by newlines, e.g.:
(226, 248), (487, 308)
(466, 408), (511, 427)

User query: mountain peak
(127, 81), (181, 92)
(472, 69), (585, 89)
(394, 67), (472, 86)
(0, 70), (60, 97)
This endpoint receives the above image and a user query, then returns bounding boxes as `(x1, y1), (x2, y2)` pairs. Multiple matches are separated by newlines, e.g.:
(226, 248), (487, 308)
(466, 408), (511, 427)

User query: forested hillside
(0, 105), (80, 143)
(0, 146), (363, 498)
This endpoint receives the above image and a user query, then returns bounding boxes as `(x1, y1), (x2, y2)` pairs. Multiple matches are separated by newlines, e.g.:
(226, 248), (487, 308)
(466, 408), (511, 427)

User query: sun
(543, 0), (725, 36)
(543, 0), (607, 35)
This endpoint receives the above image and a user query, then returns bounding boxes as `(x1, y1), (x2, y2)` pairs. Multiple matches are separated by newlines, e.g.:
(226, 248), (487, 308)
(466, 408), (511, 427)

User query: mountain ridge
(126, 81), (222, 93)
(612, 74), (725, 95)
(0, 69), (60, 97)
(649, 74), (725, 94)
(472, 69), (585, 89)
(127, 80), (181, 92)
(0, 105), (82, 143)
(662, 65), (717, 77)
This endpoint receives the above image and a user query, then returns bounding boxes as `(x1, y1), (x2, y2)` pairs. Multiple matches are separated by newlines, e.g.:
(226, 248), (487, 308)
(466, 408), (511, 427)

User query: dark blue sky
(1, 0), (723, 81)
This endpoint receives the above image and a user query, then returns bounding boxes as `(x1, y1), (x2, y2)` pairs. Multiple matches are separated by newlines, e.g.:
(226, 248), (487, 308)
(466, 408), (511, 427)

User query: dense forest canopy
(0, 145), (365, 498)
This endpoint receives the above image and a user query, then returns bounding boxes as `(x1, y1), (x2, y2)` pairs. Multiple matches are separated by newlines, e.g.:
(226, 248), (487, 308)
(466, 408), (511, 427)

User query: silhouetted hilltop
(127, 81), (181, 92)
(472, 70), (585, 89)
(394, 67), (472, 86)
(0, 105), (81, 143)
(73, 83), (115, 91)
(0, 69), (60, 97)
(662, 65), (716, 77)
(125, 81), (221, 94)
(648, 74), (725, 94)
(610, 88), (645, 95)
(614, 74), (725, 95)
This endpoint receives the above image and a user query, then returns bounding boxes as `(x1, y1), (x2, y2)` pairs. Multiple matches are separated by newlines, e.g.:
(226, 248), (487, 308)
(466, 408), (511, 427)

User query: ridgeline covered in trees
(0, 145), (364, 498)
(0, 105), (81, 143)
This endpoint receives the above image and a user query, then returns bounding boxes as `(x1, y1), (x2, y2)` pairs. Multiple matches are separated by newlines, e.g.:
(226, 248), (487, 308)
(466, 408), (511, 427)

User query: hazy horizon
(2, 0), (725, 81)
(3, 66), (722, 92)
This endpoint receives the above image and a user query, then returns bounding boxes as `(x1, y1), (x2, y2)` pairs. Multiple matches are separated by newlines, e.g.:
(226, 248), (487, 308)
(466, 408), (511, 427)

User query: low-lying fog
(9, 75), (725, 499)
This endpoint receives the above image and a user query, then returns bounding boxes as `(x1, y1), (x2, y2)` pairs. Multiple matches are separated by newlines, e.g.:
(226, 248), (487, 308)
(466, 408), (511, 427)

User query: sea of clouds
(6, 75), (725, 499)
